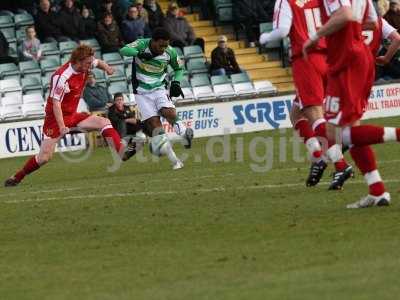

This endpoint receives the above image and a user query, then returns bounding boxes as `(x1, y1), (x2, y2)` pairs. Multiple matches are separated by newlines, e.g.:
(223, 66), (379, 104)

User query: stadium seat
(22, 93), (44, 104)
(15, 28), (26, 43)
(231, 72), (251, 84)
(187, 58), (208, 75)
(215, 1), (233, 23)
(92, 68), (107, 84)
(80, 38), (101, 51)
(22, 102), (45, 118)
(253, 80), (277, 95)
(230, 72), (256, 96)
(1, 94), (22, 106)
(0, 78), (22, 96)
(123, 55), (133, 66)
(183, 45), (204, 60)
(0, 104), (23, 120)
(190, 74), (215, 101)
(175, 77), (195, 102)
(59, 40), (78, 55)
(0, 15), (14, 29)
(1, 27), (16, 43)
(40, 58), (59, 74)
(125, 66), (132, 81)
(0, 10), (14, 17)
(14, 13), (34, 28)
(0, 63), (20, 80)
(108, 81), (129, 96)
(41, 42), (60, 56)
(41, 73), (52, 91)
(211, 75), (236, 99)
(8, 43), (18, 60)
(19, 60), (41, 76)
(61, 53), (71, 65)
(106, 65), (126, 82)
(21, 75), (43, 94)
(103, 52), (124, 66)
(174, 47), (184, 59)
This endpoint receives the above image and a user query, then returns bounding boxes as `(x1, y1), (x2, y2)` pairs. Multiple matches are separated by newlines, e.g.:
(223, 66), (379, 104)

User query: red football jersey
(45, 63), (88, 116)
(321, 0), (375, 73)
(274, 0), (326, 59)
(363, 17), (396, 56)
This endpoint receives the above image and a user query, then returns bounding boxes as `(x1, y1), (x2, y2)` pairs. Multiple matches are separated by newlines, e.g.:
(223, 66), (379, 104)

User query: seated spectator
(0, 30), (17, 64)
(83, 72), (113, 111)
(121, 5), (151, 43)
(35, 0), (69, 42)
(96, 13), (124, 53)
(162, 2), (204, 51)
(232, 0), (268, 47)
(210, 36), (241, 76)
(58, 0), (86, 41)
(384, 0), (400, 29)
(135, 0), (149, 24)
(98, 0), (123, 25)
(107, 92), (142, 137)
(20, 26), (43, 62)
(144, 0), (164, 30)
(81, 7), (97, 39)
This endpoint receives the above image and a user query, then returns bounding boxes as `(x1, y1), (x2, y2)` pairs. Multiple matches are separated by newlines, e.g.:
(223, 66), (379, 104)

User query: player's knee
(99, 117), (111, 128)
(37, 152), (52, 165)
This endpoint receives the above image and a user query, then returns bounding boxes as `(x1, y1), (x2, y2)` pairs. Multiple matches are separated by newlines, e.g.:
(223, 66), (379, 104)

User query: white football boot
(346, 192), (391, 209)
(172, 160), (184, 170)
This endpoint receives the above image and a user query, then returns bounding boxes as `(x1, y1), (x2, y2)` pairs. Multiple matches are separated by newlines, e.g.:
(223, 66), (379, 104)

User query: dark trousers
(171, 38), (205, 52)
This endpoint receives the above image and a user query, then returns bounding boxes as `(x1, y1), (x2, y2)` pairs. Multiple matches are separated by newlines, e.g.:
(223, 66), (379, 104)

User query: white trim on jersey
(366, 0), (378, 23)
(382, 18), (396, 40)
(259, 0), (292, 44)
(49, 64), (75, 102)
(323, 0), (351, 17)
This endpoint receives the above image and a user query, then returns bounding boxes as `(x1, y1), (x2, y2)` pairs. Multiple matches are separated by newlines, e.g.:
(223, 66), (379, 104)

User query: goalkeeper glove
(169, 81), (184, 98)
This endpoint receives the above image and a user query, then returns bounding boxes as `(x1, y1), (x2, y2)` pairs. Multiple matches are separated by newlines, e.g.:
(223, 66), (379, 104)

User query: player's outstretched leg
(342, 125), (400, 147)
(4, 138), (57, 187)
(171, 116), (194, 149)
(313, 119), (354, 190)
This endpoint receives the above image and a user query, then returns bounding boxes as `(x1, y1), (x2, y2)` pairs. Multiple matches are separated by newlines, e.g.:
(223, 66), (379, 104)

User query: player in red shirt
(303, 0), (400, 208)
(259, 0), (353, 189)
(4, 45), (132, 187)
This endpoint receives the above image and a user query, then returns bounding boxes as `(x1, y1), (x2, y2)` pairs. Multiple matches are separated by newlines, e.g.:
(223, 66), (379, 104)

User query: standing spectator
(58, 0), (86, 41)
(135, 0), (149, 24)
(83, 72), (113, 111)
(108, 92), (142, 137)
(232, 0), (268, 47)
(144, 0), (164, 30)
(35, 0), (69, 42)
(210, 35), (241, 76)
(162, 2), (204, 51)
(21, 26), (43, 62)
(121, 6), (151, 43)
(0, 30), (17, 64)
(384, 0), (400, 30)
(81, 7), (97, 39)
(97, 13), (124, 53)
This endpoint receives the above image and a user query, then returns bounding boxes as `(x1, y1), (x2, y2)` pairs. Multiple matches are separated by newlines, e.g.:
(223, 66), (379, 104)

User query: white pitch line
(4, 178), (400, 205)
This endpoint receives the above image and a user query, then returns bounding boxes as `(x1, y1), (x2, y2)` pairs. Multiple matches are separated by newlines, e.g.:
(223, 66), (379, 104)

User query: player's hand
(302, 39), (317, 60)
(137, 51), (154, 61)
(105, 66), (114, 76)
(169, 81), (184, 98)
(60, 127), (70, 137)
(376, 56), (389, 66)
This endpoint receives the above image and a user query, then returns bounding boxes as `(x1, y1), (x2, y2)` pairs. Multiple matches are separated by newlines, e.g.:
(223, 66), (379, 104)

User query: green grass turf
(1, 117), (400, 300)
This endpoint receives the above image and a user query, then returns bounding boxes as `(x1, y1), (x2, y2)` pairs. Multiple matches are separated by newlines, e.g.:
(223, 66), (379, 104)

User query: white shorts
(135, 89), (175, 121)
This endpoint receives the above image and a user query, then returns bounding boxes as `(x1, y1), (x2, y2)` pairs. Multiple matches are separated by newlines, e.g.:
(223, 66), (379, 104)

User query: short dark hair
(152, 27), (170, 41)
(113, 92), (124, 101)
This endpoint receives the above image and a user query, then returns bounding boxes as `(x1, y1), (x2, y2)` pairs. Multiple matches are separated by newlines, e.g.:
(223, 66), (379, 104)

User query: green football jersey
(119, 38), (184, 93)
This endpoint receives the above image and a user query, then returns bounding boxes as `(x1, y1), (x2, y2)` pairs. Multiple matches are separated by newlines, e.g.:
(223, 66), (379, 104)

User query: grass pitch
(1, 117), (400, 300)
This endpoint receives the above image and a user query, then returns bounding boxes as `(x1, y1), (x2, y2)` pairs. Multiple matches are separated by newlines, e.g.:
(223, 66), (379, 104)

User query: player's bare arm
(96, 59), (114, 76)
(303, 7), (353, 57)
(52, 99), (69, 136)
(377, 30), (400, 65)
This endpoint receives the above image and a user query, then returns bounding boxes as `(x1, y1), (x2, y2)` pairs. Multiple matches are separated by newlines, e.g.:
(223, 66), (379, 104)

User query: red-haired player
(259, 0), (353, 189)
(4, 45), (132, 187)
(303, 0), (400, 208)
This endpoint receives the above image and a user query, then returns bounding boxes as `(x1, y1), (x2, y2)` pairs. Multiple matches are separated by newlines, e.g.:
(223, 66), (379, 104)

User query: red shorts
(292, 53), (328, 109)
(324, 52), (375, 126)
(43, 112), (90, 138)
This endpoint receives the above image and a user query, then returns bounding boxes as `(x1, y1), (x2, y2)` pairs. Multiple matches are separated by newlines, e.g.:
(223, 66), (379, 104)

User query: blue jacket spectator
(121, 5), (151, 43)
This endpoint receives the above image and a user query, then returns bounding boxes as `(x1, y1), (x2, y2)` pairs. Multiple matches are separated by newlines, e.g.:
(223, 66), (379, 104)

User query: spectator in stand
(384, 0), (400, 29)
(0, 30), (17, 64)
(35, 0), (69, 42)
(58, 0), (86, 41)
(121, 6), (151, 43)
(209, 35), (241, 76)
(232, 0), (268, 47)
(97, 12), (124, 53)
(162, 2), (205, 51)
(83, 72), (113, 112)
(135, 0), (149, 24)
(21, 26), (43, 62)
(98, 0), (123, 25)
(81, 7), (97, 39)
(144, 0), (164, 30)
(108, 92), (142, 138)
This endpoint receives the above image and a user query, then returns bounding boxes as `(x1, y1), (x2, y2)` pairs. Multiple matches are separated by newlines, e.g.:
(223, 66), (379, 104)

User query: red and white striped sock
(349, 145), (385, 196)
(101, 125), (123, 153)
(342, 125), (400, 147)
(294, 119), (322, 161)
